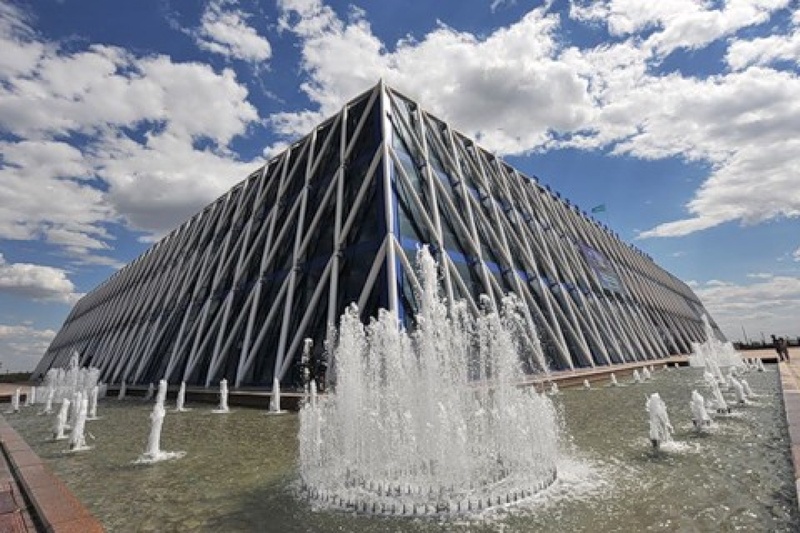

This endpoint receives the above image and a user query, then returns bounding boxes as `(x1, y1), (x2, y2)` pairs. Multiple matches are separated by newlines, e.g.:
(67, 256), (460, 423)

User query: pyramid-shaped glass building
(34, 82), (722, 388)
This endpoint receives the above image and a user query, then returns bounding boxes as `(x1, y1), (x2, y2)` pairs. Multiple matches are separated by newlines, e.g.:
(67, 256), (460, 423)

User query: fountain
(741, 378), (754, 397)
(610, 373), (619, 387)
(7, 388), (20, 413)
(298, 247), (559, 515)
(704, 371), (730, 413)
(690, 390), (711, 429)
(688, 316), (742, 381)
(175, 381), (188, 412)
(144, 383), (154, 401)
(25, 386), (36, 406)
(118, 381), (127, 400)
(212, 379), (230, 414)
(267, 377), (288, 415)
(642, 367), (652, 380)
(583, 379), (591, 390)
(730, 376), (747, 404)
(53, 399), (71, 440)
(549, 382), (559, 395)
(87, 385), (99, 420)
(757, 359), (766, 372)
(646, 393), (674, 450)
(68, 394), (91, 452)
(632, 370), (641, 383)
(41, 386), (54, 415)
(135, 380), (185, 464)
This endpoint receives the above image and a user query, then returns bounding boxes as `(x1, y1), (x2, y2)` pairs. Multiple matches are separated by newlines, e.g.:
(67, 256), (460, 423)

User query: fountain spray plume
(632, 370), (641, 383)
(7, 389), (20, 413)
(583, 379), (591, 390)
(144, 383), (154, 401)
(298, 247), (559, 515)
(729, 375), (747, 404)
(175, 381), (188, 412)
(690, 390), (711, 429)
(136, 380), (185, 463)
(41, 386), (54, 415)
(642, 367), (652, 380)
(68, 393), (91, 452)
(118, 381), (127, 400)
(53, 399), (71, 440)
(610, 373), (619, 387)
(646, 393), (674, 450)
(212, 379), (230, 413)
(704, 371), (730, 413)
(87, 385), (99, 420)
(268, 377), (288, 415)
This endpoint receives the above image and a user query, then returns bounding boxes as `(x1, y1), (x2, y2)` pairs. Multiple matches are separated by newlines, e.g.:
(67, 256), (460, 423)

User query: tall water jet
(87, 385), (99, 420)
(68, 395), (91, 452)
(610, 373), (619, 387)
(212, 379), (230, 414)
(25, 386), (36, 406)
(730, 376), (747, 404)
(118, 381), (127, 400)
(175, 381), (188, 412)
(704, 371), (729, 413)
(584, 379), (591, 390)
(740, 378), (754, 397)
(632, 370), (641, 383)
(642, 367), (652, 381)
(144, 383), (154, 401)
(690, 390), (711, 429)
(646, 393), (674, 450)
(298, 247), (559, 515)
(53, 399), (71, 440)
(757, 359), (766, 372)
(549, 382), (559, 395)
(8, 389), (20, 413)
(41, 386), (54, 415)
(136, 380), (185, 463)
(268, 377), (288, 415)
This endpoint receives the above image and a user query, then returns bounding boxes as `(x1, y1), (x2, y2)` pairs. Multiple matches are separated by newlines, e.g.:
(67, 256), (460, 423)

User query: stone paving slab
(776, 348), (800, 509)
(0, 415), (104, 532)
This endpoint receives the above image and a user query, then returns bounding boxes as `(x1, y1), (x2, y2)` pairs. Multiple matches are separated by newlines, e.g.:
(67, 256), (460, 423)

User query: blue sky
(1, 0), (799, 371)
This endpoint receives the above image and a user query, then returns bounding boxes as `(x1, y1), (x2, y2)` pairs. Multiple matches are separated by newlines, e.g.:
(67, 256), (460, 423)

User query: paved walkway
(777, 348), (800, 507)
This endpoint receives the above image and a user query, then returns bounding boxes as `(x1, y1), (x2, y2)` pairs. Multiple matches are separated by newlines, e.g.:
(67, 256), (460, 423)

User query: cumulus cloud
(694, 275), (800, 340)
(793, 247), (800, 261)
(272, 0), (800, 239)
(195, 0), (272, 63)
(0, 254), (81, 304)
(0, 3), (263, 257)
(274, 0), (592, 154)
(0, 323), (56, 372)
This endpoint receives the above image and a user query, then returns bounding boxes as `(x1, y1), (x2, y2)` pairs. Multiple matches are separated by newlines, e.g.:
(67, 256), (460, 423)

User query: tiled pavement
(777, 348), (800, 507)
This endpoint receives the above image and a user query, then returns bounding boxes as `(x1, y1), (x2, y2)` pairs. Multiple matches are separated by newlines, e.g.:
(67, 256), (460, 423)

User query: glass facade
(34, 82), (723, 388)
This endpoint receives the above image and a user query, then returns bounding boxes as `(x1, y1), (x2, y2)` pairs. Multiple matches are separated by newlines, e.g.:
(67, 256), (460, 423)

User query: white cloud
(570, 0), (790, 57)
(274, 1), (800, 239)
(0, 323), (56, 372)
(0, 254), (81, 304)
(793, 247), (800, 261)
(0, 3), (263, 256)
(747, 272), (774, 279)
(274, 0), (592, 154)
(695, 275), (800, 340)
(195, 0), (272, 63)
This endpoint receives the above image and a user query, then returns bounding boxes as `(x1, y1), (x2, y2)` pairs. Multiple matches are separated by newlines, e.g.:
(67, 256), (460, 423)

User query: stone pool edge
(0, 414), (104, 533)
(777, 349), (800, 509)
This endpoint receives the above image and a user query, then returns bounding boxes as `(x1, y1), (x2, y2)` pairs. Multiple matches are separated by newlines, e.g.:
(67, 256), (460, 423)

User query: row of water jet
(688, 315), (743, 380)
(41, 352), (103, 406)
(298, 248), (560, 516)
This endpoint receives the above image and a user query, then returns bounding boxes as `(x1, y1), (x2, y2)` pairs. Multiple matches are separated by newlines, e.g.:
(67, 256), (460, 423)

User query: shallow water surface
(8, 366), (799, 532)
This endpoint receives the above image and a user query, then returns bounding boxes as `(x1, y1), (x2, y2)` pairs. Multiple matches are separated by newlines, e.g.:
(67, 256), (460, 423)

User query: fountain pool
(6, 366), (798, 532)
